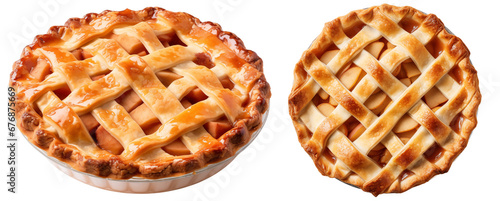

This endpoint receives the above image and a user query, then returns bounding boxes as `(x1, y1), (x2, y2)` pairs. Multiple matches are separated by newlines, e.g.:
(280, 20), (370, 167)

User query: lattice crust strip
(289, 5), (480, 195)
(12, 8), (270, 179)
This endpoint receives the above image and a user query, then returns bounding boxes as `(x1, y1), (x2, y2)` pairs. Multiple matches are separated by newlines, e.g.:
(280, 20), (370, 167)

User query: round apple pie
(289, 4), (480, 195)
(11, 7), (270, 180)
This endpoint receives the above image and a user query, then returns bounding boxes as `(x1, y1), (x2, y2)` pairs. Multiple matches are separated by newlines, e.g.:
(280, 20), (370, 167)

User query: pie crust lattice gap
(289, 4), (480, 195)
(11, 8), (270, 179)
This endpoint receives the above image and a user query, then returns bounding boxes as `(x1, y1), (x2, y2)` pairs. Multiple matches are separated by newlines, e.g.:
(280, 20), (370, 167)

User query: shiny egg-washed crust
(289, 4), (480, 195)
(11, 7), (270, 179)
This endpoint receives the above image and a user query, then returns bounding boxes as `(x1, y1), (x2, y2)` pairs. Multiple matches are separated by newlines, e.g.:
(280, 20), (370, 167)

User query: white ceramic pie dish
(26, 111), (268, 193)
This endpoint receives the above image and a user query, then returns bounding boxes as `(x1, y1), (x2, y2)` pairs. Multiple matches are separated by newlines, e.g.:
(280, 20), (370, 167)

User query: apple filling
(71, 48), (94, 61)
(53, 84), (72, 100)
(30, 57), (53, 81)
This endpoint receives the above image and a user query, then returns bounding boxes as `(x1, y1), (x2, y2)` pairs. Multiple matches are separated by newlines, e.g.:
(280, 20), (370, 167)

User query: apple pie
(289, 4), (480, 195)
(11, 7), (270, 180)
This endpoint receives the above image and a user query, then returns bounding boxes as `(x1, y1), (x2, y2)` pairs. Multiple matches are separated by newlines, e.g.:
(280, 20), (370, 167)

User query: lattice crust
(11, 7), (270, 179)
(289, 4), (480, 195)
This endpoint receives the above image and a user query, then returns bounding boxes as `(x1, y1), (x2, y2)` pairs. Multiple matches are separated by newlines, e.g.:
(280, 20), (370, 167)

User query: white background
(1, 0), (499, 200)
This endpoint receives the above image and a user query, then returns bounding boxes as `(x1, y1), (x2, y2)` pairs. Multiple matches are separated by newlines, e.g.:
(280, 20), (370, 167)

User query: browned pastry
(289, 4), (480, 195)
(11, 7), (270, 179)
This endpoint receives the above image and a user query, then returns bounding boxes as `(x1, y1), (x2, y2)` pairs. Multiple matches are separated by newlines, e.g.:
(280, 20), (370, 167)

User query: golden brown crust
(289, 4), (480, 195)
(11, 7), (270, 179)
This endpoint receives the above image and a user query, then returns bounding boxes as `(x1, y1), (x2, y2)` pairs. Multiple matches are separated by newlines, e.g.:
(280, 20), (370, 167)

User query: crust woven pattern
(289, 5), (480, 195)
